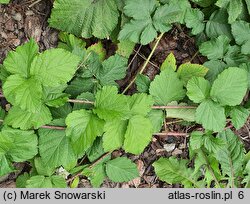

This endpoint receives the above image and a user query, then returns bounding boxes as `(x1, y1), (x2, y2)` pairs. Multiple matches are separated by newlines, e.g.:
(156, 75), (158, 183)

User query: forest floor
(0, 0), (249, 188)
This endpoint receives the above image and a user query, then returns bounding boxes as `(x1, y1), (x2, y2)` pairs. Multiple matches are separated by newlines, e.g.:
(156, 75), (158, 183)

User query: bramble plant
(0, 0), (249, 188)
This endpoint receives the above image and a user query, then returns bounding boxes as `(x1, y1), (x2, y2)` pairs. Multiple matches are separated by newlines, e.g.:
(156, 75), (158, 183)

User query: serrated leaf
(38, 129), (77, 169)
(30, 48), (80, 87)
(0, 155), (14, 177)
(203, 60), (227, 82)
(3, 75), (42, 112)
(106, 157), (139, 182)
(66, 110), (104, 157)
(103, 120), (127, 152)
(153, 3), (182, 32)
(119, 19), (157, 45)
(128, 94), (154, 116)
(86, 137), (105, 162)
(97, 54), (127, 86)
(216, 0), (243, 23)
(4, 105), (52, 130)
(87, 42), (106, 61)
(166, 102), (196, 122)
(185, 8), (205, 35)
(177, 63), (208, 85)
(26, 175), (66, 188)
(187, 77), (211, 103)
(49, 0), (119, 39)
(210, 67), (248, 106)
(116, 40), (135, 58)
(229, 106), (249, 130)
(124, 115), (153, 154)
(148, 110), (164, 133)
(0, 127), (38, 162)
(153, 157), (203, 187)
(215, 130), (245, 181)
(34, 157), (55, 177)
(205, 9), (232, 40)
(0, 0), (10, 4)
(199, 35), (230, 60)
(136, 74), (151, 93)
(3, 39), (38, 77)
(149, 69), (186, 105)
(232, 21), (250, 55)
(160, 53), (176, 71)
(16, 173), (30, 188)
(94, 86), (130, 121)
(196, 100), (226, 132)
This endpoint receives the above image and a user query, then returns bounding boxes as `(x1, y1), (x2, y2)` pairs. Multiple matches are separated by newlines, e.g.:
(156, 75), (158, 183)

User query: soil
(0, 0), (249, 188)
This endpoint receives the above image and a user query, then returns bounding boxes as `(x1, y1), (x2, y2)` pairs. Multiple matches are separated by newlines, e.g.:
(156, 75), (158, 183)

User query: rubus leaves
(210, 67), (248, 106)
(49, 0), (119, 39)
(65, 109), (104, 157)
(105, 157), (139, 182)
(149, 69), (186, 105)
(2, 40), (80, 130)
(0, 127), (38, 176)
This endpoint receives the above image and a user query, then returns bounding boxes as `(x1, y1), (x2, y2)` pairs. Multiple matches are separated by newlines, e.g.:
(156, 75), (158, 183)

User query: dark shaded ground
(0, 0), (249, 188)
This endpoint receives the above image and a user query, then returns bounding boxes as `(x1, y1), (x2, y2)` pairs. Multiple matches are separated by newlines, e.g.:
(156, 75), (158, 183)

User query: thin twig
(135, 50), (159, 69)
(122, 33), (164, 94)
(68, 99), (94, 105)
(152, 105), (197, 109)
(29, 0), (42, 7)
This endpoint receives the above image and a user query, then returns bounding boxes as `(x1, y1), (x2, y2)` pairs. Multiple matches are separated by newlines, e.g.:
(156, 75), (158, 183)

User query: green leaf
(83, 163), (106, 187)
(49, 0), (119, 39)
(128, 94), (154, 116)
(205, 9), (232, 40)
(0, 0), (10, 4)
(119, 19), (157, 45)
(3, 39), (38, 77)
(136, 74), (151, 93)
(124, 115), (153, 154)
(153, 157), (203, 187)
(94, 86), (130, 121)
(30, 49), (80, 87)
(0, 155), (14, 177)
(73, 92), (95, 111)
(103, 120), (127, 152)
(16, 173), (30, 188)
(97, 54), (127, 86)
(148, 110), (164, 132)
(116, 40), (135, 58)
(187, 77), (211, 103)
(199, 35), (230, 60)
(153, 3), (182, 32)
(34, 157), (55, 176)
(4, 105), (52, 130)
(216, 0), (243, 23)
(105, 157), (139, 182)
(203, 60), (227, 82)
(195, 100), (226, 132)
(0, 127), (38, 162)
(160, 53), (177, 71)
(26, 175), (66, 188)
(87, 42), (106, 61)
(177, 63), (208, 85)
(215, 130), (245, 180)
(184, 8), (205, 35)
(166, 102), (196, 122)
(66, 110), (104, 156)
(232, 21), (250, 55)
(149, 69), (186, 105)
(3, 75), (42, 112)
(229, 106), (249, 130)
(210, 67), (248, 106)
(86, 137), (105, 162)
(38, 129), (77, 169)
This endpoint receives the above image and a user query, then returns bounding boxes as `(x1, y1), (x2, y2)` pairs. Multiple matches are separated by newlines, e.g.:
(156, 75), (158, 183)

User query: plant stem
(122, 33), (164, 94)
